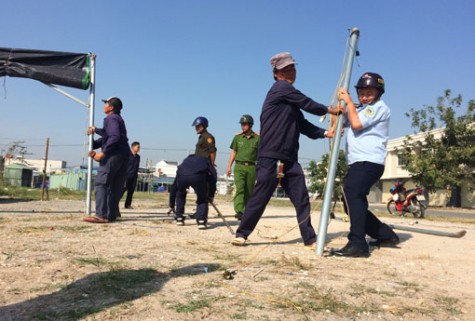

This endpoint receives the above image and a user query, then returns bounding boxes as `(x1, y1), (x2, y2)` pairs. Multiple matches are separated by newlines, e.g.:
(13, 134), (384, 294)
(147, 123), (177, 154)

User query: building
(381, 128), (475, 208)
(3, 157), (66, 174)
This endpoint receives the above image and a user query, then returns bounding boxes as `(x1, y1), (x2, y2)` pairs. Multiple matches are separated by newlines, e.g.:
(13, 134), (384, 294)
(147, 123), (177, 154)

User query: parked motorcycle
(386, 180), (427, 218)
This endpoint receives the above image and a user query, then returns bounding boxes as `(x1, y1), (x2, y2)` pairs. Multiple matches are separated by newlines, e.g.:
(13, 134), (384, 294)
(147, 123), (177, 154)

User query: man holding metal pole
(231, 52), (342, 247)
(329, 73), (399, 257)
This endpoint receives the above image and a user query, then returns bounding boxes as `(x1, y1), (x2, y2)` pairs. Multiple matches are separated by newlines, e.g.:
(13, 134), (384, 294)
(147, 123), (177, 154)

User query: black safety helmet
(192, 116), (208, 128)
(239, 114), (254, 126)
(355, 72), (385, 99)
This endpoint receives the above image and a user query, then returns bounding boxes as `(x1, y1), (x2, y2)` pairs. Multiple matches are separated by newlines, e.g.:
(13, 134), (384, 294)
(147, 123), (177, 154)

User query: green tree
(307, 149), (348, 199)
(400, 90), (475, 198)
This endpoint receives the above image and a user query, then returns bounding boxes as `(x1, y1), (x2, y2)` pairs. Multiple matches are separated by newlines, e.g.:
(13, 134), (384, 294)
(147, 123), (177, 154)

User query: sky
(1, 0), (474, 175)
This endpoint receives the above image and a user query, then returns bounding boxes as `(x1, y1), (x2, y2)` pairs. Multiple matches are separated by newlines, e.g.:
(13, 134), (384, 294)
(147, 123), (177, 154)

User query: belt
(235, 160), (256, 166)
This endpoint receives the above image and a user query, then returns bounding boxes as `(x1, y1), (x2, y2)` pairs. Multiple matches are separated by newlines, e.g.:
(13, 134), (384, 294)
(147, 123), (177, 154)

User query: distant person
(123, 141), (141, 209)
(231, 52), (342, 246)
(329, 72), (399, 257)
(226, 114), (260, 220)
(84, 97), (129, 223)
(174, 154), (217, 229)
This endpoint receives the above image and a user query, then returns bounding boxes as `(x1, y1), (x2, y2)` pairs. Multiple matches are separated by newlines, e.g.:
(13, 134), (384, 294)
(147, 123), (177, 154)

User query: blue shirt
(344, 99), (390, 165)
(127, 153), (141, 178)
(259, 80), (328, 161)
(95, 113), (130, 157)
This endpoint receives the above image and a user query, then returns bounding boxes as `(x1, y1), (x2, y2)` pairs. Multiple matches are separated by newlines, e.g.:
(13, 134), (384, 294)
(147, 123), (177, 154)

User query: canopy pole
(316, 28), (360, 256)
(42, 83), (89, 107)
(86, 54), (96, 215)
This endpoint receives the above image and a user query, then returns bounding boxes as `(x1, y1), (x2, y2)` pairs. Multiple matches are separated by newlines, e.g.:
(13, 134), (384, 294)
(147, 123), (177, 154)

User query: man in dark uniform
(167, 116), (217, 214)
(123, 141), (141, 209)
(231, 52), (342, 246)
(84, 97), (130, 223)
(226, 115), (260, 220)
(174, 154), (217, 229)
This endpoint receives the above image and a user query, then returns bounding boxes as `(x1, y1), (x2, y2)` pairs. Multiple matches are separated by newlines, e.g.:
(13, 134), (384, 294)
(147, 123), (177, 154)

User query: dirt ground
(0, 197), (473, 321)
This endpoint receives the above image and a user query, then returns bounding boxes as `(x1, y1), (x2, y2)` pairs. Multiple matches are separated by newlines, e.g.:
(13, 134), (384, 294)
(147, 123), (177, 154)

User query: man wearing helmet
(231, 52), (342, 247)
(226, 114), (260, 220)
(167, 116), (217, 215)
(193, 116), (217, 166)
(329, 72), (399, 257)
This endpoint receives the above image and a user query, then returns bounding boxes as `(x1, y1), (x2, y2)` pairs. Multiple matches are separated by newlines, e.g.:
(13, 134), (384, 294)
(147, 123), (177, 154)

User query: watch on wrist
(324, 130), (328, 137)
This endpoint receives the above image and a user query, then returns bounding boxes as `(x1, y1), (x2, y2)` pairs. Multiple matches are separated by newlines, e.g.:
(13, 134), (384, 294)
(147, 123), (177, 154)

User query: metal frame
(43, 53), (96, 215)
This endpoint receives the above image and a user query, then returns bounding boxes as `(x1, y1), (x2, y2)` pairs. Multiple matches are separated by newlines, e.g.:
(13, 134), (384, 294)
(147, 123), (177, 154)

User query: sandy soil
(0, 197), (473, 321)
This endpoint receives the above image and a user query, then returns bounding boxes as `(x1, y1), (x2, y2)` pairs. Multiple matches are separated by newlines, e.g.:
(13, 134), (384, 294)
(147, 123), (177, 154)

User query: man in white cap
(231, 52), (342, 247)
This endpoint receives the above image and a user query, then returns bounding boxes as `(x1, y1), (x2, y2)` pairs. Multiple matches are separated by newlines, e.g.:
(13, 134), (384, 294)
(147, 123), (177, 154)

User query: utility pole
(41, 138), (50, 201)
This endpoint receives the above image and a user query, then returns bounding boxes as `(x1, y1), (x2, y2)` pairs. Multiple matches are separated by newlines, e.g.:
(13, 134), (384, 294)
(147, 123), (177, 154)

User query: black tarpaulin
(0, 47), (90, 90)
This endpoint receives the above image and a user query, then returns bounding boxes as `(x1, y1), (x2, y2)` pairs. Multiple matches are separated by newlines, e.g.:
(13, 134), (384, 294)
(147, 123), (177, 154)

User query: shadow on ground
(0, 263), (221, 321)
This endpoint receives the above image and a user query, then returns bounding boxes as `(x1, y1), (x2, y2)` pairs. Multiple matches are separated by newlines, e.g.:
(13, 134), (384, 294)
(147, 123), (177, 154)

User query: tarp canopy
(0, 47), (90, 90)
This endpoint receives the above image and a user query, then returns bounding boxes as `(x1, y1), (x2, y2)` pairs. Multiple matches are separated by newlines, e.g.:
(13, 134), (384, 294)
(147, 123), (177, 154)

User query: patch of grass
(30, 283), (67, 293)
(397, 281), (421, 292)
(73, 257), (109, 268)
(349, 283), (395, 298)
(435, 295), (462, 315)
(231, 312), (247, 319)
(280, 255), (309, 270)
(173, 298), (211, 313)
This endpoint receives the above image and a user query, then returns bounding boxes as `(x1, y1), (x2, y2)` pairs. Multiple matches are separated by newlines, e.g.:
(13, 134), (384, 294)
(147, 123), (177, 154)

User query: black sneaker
(234, 212), (243, 220)
(175, 216), (185, 226)
(188, 212), (196, 219)
(197, 220), (207, 230)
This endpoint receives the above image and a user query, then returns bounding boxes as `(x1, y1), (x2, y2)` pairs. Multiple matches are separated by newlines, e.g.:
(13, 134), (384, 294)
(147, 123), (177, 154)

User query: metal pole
(86, 54), (96, 215)
(316, 28), (360, 255)
(41, 137), (49, 201)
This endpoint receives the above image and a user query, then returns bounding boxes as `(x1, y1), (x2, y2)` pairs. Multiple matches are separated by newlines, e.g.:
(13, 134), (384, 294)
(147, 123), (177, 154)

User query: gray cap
(270, 52), (296, 70)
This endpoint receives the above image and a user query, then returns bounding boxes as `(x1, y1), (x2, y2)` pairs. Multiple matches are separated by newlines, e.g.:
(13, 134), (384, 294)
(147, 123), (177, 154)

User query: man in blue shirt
(231, 52), (341, 247)
(84, 97), (130, 223)
(330, 73), (399, 257)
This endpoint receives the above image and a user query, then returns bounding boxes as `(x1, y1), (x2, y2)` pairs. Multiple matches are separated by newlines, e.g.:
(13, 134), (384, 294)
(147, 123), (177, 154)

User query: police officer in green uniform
(226, 115), (260, 220)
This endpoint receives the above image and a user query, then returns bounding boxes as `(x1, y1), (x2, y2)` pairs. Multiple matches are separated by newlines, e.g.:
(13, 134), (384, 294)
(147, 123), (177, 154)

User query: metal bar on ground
(388, 224), (467, 238)
(316, 28), (360, 256)
(209, 200), (235, 235)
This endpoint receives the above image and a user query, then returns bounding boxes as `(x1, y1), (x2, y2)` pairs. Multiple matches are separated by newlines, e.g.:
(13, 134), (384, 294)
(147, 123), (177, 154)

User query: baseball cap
(270, 52), (296, 70)
(102, 96), (123, 110)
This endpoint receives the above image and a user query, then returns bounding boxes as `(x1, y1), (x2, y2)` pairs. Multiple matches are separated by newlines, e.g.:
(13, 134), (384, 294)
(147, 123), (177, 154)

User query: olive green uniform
(230, 131), (259, 214)
(195, 130), (216, 158)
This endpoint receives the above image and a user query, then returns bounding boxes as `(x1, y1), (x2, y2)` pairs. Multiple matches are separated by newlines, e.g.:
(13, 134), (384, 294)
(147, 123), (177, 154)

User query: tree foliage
(307, 149), (348, 198)
(400, 90), (475, 192)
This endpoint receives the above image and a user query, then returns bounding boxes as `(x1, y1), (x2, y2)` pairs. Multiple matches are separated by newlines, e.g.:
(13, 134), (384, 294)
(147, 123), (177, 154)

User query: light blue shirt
(344, 99), (390, 165)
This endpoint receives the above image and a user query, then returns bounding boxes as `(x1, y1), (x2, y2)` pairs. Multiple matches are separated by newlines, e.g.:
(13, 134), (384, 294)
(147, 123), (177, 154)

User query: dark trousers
(343, 161), (397, 249)
(169, 178), (177, 209)
(123, 176), (138, 208)
(95, 154), (129, 221)
(169, 168), (216, 209)
(236, 157), (316, 245)
(175, 173), (209, 222)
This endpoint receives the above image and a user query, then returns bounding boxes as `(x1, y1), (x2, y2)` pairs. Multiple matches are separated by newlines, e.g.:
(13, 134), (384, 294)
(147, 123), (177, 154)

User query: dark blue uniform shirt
(259, 80), (328, 161)
(127, 153), (141, 178)
(95, 113), (130, 157)
(177, 154), (216, 180)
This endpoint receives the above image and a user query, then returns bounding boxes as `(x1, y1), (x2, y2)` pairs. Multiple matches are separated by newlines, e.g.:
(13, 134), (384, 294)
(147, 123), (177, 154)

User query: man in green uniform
(226, 115), (260, 220)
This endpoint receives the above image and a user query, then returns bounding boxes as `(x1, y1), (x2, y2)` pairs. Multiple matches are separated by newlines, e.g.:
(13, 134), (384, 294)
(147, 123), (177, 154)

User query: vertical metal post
(41, 137), (49, 201)
(316, 28), (360, 255)
(86, 54), (96, 215)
